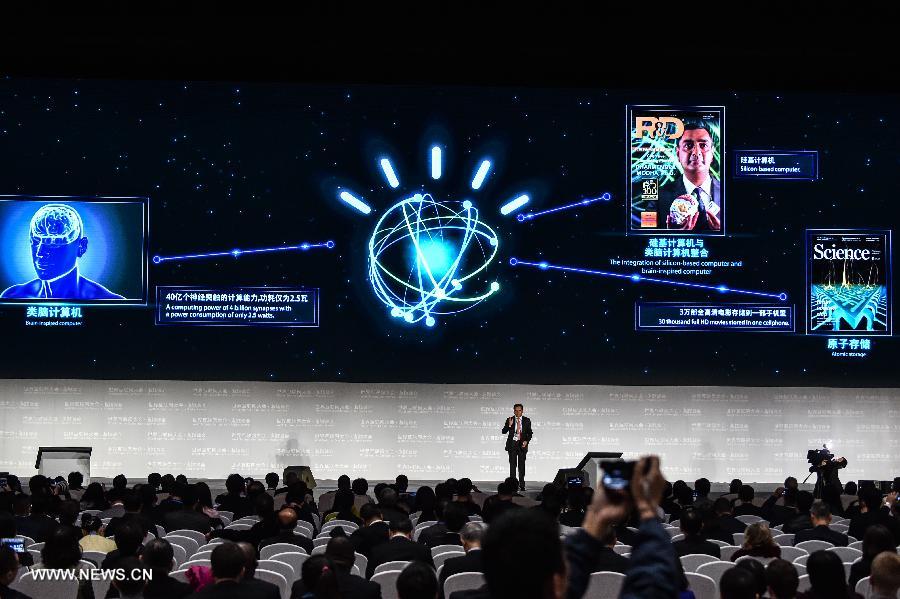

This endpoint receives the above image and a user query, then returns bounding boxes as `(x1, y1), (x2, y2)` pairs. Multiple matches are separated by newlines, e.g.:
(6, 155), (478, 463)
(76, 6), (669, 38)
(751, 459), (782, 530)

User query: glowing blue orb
(369, 193), (500, 326)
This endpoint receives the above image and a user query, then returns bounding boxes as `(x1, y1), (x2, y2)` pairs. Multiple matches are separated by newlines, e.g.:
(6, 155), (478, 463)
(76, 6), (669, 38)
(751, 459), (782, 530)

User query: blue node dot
(390, 307), (403, 317)
(462, 200), (473, 210)
(539, 261), (549, 270)
(779, 292), (788, 301)
(603, 192), (611, 200)
(152, 256), (161, 264)
(425, 316), (436, 327)
(490, 281), (500, 292)
(489, 237), (498, 247)
(326, 240), (335, 249)
(301, 243), (310, 250)
(718, 285), (729, 293)
(403, 312), (414, 323)
(509, 258), (518, 266)
(631, 274), (641, 281)
(516, 214), (525, 222)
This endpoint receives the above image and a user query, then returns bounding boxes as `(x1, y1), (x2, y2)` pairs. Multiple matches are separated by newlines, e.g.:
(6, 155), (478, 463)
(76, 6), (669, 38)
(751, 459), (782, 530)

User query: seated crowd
(0, 465), (898, 598)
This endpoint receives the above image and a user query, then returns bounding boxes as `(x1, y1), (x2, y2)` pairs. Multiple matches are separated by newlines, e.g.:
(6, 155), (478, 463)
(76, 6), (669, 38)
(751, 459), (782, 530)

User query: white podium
(35, 447), (92, 481)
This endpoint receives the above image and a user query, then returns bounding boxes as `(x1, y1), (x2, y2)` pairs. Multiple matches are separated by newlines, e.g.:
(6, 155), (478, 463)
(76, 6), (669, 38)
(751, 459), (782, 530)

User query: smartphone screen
(1, 538), (25, 553)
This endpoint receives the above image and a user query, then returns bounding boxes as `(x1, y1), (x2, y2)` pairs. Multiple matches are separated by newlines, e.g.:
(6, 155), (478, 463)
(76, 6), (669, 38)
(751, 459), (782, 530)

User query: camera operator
(808, 448), (847, 504)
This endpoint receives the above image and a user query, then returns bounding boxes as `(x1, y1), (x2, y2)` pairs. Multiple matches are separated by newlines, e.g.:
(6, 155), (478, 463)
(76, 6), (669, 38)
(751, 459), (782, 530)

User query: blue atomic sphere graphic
(368, 193), (500, 327)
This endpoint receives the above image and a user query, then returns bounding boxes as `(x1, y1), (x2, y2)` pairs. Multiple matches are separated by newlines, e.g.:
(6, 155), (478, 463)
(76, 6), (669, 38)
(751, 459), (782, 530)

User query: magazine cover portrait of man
(628, 105), (725, 235)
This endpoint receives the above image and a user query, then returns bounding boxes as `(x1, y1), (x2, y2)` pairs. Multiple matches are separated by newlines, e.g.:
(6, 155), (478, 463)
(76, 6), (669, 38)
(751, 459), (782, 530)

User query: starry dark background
(0, 26), (898, 387)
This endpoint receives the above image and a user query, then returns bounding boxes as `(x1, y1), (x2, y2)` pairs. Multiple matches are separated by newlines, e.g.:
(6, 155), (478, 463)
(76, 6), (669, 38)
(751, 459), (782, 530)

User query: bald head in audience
(277, 507), (298, 530)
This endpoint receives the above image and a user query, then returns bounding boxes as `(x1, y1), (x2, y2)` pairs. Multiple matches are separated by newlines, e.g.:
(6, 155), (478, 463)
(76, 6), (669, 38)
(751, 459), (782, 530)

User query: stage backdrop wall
(0, 379), (898, 483)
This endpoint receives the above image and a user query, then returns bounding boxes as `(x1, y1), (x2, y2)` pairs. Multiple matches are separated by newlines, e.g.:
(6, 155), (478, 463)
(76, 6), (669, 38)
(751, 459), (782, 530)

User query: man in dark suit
(259, 508), (314, 555)
(154, 481), (190, 525)
(849, 487), (900, 544)
(236, 542), (280, 599)
(732, 486), (763, 517)
(783, 491), (816, 535)
(291, 537), (381, 599)
(375, 488), (409, 525)
(106, 493), (156, 539)
(672, 509), (721, 558)
(703, 497), (746, 544)
(418, 502), (466, 549)
(761, 487), (799, 528)
(656, 123), (722, 232)
(110, 556), (149, 598)
(214, 474), (252, 521)
(481, 482), (521, 524)
(439, 522), (485, 599)
(187, 542), (275, 598)
(589, 527), (630, 574)
(366, 518), (434, 579)
(351, 503), (390, 558)
(501, 403), (533, 491)
(161, 485), (212, 534)
(141, 538), (193, 598)
(14, 495), (57, 544)
(793, 501), (849, 546)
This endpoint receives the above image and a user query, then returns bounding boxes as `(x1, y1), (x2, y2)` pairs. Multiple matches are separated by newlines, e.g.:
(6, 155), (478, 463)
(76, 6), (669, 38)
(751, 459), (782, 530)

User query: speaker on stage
(283, 466), (316, 489)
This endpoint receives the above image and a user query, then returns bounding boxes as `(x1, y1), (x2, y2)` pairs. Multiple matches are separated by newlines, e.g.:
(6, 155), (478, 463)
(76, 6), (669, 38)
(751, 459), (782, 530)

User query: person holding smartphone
(565, 456), (680, 599)
(502, 403), (533, 492)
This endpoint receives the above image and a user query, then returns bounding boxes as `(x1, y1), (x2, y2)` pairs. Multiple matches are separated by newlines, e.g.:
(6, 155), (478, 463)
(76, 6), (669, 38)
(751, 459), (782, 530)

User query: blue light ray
(431, 146), (442, 180)
(153, 240), (335, 264)
(500, 194), (530, 216)
(516, 192), (612, 222)
(471, 159), (492, 190)
(509, 258), (788, 301)
(338, 190), (372, 215)
(380, 158), (400, 188)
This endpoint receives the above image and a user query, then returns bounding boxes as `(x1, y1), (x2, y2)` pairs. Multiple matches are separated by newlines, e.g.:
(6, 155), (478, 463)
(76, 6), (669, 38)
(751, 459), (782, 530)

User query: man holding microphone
(502, 403), (533, 491)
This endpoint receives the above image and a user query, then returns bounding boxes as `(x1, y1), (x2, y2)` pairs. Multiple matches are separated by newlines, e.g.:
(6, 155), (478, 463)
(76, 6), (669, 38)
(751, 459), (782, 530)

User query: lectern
(553, 451), (624, 489)
(35, 447), (92, 481)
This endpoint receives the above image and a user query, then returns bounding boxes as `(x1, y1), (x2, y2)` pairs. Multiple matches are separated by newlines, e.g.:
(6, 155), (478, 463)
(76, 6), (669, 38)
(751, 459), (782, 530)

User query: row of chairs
(582, 565), (875, 599)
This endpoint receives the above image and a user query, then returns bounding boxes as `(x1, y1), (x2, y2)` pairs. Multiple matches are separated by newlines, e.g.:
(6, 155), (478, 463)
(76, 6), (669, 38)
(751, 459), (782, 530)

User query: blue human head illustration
(30, 204), (88, 281)
(0, 203), (123, 300)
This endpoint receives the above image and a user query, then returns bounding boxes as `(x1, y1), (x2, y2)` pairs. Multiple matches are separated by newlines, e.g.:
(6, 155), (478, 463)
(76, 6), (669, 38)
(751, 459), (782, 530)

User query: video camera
(807, 445), (833, 466)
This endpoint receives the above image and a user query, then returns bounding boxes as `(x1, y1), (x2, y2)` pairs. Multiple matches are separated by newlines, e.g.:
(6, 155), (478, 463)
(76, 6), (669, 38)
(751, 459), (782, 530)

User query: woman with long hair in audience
(730, 522), (782, 561)
(848, 524), (897, 588)
(298, 554), (340, 599)
(137, 483), (157, 520)
(79, 482), (109, 511)
(413, 485), (438, 523)
(799, 549), (864, 598)
(193, 482), (225, 529)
